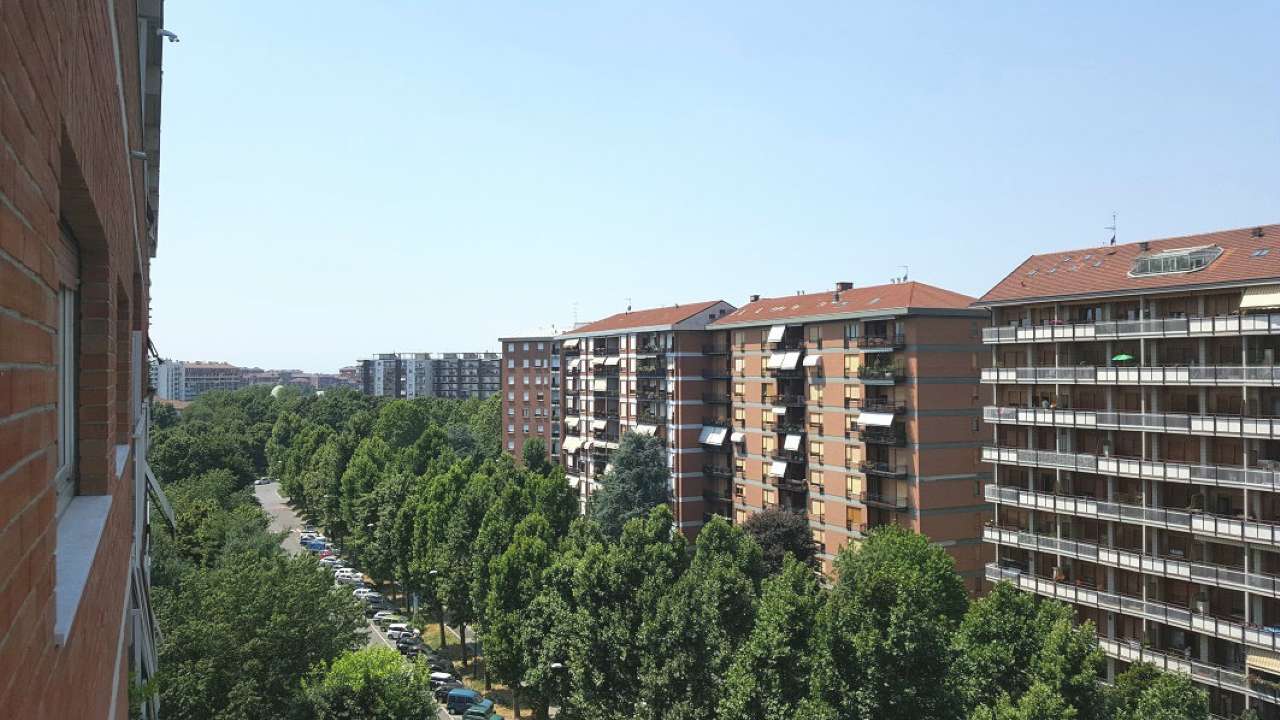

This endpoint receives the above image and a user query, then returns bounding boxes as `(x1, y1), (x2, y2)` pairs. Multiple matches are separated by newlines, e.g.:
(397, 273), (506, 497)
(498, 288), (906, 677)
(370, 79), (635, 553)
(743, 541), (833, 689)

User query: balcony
(702, 415), (732, 427)
(848, 398), (907, 414)
(981, 364), (1280, 387)
(702, 344), (729, 355)
(982, 313), (1280, 345)
(702, 392), (732, 404)
(859, 426), (906, 446)
(855, 334), (905, 351)
(766, 393), (806, 407)
(637, 410), (665, 425)
(859, 461), (908, 479)
(858, 364), (905, 384)
(591, 408), (619, 420)
(636, 366), (667, 378)
(703, 465), (733, 479)
(983, 405), (1280, 441)
(770, 449), (807, 463)
(773, 421), (805, 434)
(860, 490), (908, 511)
(983, 524), (1280, 600)
(636, 389), (667, 401)
(983, 484), (1280, 546)
(636, 343), (665, 356)
(981, 445), (1280, 494)
(983, 563), (1280, 656)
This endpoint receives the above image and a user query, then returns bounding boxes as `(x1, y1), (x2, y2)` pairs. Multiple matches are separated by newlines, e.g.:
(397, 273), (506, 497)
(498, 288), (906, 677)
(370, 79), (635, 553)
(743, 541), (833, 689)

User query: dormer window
(1129, 245), (1222, 277)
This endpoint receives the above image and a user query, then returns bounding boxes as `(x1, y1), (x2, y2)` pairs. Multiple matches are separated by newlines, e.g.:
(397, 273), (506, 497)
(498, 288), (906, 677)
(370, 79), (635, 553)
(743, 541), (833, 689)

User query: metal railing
(860, 490), (908, 510)
(860, 427), (906, 446)
(981, 445), (1280, 494)
(984, 405), (1280, 440)
(766, 393), (806, 406)
(859, 461), (908, 478)
(702, 345), (729, 355)
(849, 398), (907, 414)
(855, 334), (905, 350)
(981, 364), (1280, 386)
(858, 365), (905, 382)
(983, 313), (1280, 344)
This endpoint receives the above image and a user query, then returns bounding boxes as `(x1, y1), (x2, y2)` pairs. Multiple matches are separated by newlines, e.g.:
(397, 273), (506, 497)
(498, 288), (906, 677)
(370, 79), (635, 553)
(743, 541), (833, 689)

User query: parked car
(334, 569), (360, 582)
(397, 637), (424, 656)
(372, 611), (402, 625)
(353, 588), (377, 600)
(254, 476), (271, 485)
(434, 680), (465, 702)
(359, 591), (383, 604)
(462, 698), (499, 720)
(445, 687), (482, 714)
(319, 556), (340, 567)
(427, 670), (455, 689)
(385, 623), (415, 640)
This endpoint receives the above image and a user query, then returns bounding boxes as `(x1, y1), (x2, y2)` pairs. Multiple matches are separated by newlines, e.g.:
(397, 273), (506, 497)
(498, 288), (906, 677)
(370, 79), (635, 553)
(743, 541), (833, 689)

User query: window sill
(54, 494), (113, 645)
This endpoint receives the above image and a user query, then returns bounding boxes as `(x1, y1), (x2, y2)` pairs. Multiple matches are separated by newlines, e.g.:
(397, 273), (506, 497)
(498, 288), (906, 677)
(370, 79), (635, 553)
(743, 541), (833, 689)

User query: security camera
(156, 28), (179, 42)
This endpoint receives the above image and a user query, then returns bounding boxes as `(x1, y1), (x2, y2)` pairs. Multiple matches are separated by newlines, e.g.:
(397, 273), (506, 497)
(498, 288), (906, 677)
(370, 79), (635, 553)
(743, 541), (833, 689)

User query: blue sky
(153, 1), (1280, 372)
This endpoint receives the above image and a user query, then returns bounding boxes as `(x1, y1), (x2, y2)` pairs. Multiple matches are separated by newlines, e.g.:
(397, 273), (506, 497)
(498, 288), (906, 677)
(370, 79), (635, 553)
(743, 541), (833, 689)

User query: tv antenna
(1106, 212), (1117, 246)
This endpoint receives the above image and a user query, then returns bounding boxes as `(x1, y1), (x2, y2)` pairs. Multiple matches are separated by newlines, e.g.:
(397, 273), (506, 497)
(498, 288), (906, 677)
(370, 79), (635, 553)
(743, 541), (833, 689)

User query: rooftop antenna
(899, 265), (909, 282)
(572, 301), (578, 326)
(1106, 212), (1117, 246)
(626, 297), (632, 313)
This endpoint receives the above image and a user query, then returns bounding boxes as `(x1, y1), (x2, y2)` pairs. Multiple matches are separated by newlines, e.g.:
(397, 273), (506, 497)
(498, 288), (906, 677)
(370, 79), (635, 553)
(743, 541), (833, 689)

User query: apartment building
(977, 225), (1280, 717)
(360, 353), (434, 399)
(559, 301), (736, 530)
(433, 352), (501, 399)
(709, 282), (991, 585)
(501, 336), (561, 461)
(0, 2), (173, 717)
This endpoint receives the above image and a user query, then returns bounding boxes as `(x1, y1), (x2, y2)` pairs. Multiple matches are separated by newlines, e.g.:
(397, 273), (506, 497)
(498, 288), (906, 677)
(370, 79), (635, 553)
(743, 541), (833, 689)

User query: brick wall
(0, 1), (154, 717)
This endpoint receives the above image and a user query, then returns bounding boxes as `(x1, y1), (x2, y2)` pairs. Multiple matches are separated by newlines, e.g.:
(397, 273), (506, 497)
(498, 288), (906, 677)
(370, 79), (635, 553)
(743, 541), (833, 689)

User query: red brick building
(0, 2), (171, 718)
(500, 335), (560, 462)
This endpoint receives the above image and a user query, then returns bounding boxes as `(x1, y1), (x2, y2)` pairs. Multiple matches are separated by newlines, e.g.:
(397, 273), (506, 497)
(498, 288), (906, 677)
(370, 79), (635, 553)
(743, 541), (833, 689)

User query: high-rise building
(500, 336), (560, 460)
(433, 352), (502, 399)
(0, 2), (173, 717)
(708, 282), (991, 583)
(360, 353), (434, 399)
(976, 224), (1280, 717)
(559, 301), (737, 530)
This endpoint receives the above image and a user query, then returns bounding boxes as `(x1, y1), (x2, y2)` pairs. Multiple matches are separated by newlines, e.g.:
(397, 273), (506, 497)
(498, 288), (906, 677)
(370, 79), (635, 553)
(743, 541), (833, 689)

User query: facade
(155, 359), (249, 401)
(976, 225), (1280, 717)
(360, 353), (434, 399)
(501, 336), (560, 461)
(433, 352), (501, 399)
(709, 282), (991, 583)
(0, 2), (172, 718)
(559, 301), (737, 530)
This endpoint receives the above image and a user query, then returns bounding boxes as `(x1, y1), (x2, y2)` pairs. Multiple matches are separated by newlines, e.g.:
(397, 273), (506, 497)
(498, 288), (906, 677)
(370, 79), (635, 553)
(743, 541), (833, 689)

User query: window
(810, 440), (824, 459)
(523, 375), (530, 385)
(735, 509), (748, 524)
(508, 440), (515, 450)
(507, 391), (515, 400)
(845, 445), (856, 466)
(537, 342), (545, 350)
(733, 382), (745, 397)
(846, 474), (862, 496)
(523, 342), (530, 351)
(523, 424), (530, 433)
(763, 488), (777, 506)
(1129, 245), (1222, 276)
(810, 499), (825, 517)
(507, 423), (515, 433)
(537, 424), (544, 433)
(844, 355), (858, 376)
(808, 384), (823, 404)
(807, 325), (821, 346)
(734, 357), (745, 374)
(734, 457), (745, 474)
(733, 330), (745, 348)
(523, 392), (529, 401)
(534, 358), (544, 368)
(734, 407), (745, 425)
(809, 411), (823, 427)
(761, 461), (771, 478)
(508, 376), (515, 386)
(845, 322), (860, 340)
(844, 384), (858, 403)
(761, 328), (770, 344)
(507, 359), (514, 368)
(55, 287), (77, 516)
(522, 408), (530, 417)
(507, 408), (515, 416)
(762, 435), (776, 454)
(507, 343), (515, 352)
(810, 470), (823, 487)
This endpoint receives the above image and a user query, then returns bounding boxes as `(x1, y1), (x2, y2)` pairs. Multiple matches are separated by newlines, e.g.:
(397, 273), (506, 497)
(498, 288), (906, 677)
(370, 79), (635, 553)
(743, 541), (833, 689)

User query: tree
(304, 647), (438, 720)
(952, 582), (1049, 715)
(1029, 607), (1103, 720)
(719, 554), (824, 720)
(1112, 669), (1208, 720)
(589, 431), (670, 538)
(522, 437), (553, 474)
(992, 682), (1077, 720)
(808, 525), (968, 720)
(742, 507), (818, 574)
(485, 514), (554, 716)
(1102, 662), (1161, 720)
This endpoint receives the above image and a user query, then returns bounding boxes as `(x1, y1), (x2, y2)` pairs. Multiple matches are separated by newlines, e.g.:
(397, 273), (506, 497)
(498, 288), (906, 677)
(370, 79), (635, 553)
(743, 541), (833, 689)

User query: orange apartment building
(501, 335), (560, 462)
(708, 282), (992, 586)
(978, 225), (1280, 717)
(558, 301), (736, 531)
(0, 2), (173, 718)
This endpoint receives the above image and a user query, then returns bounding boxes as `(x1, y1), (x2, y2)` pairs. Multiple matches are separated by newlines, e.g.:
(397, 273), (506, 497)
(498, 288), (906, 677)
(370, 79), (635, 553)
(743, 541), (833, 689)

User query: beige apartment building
(709, 281), (991, 585)
(977, 224), (1280, 717)
(559, 301), (736, 532)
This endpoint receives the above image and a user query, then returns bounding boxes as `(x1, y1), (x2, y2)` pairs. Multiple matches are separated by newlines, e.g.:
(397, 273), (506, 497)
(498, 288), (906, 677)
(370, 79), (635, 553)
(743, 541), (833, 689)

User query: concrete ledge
(54, 494), (113, 645)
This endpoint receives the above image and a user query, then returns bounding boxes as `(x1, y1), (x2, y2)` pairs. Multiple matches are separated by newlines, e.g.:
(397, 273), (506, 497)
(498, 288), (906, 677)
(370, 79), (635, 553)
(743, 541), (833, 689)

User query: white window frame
(55, 287), (78, 517)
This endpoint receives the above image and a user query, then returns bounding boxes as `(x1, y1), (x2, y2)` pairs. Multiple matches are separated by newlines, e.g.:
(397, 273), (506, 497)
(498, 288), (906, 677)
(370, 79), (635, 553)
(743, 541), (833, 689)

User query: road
(254, 482), (454, 718)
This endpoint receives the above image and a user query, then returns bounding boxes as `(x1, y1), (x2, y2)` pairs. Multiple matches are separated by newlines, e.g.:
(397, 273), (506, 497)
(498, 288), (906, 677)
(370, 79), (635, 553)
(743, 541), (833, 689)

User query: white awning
(562, 436), (583, 453)
(582, 439), (595, 449)
(604, 356), (621, 366)
(567, 358), (580, 370)
(591, 356), (607, 366)
(1248, 651), (1280, 675)
(592, 418), (608, 430)
(699, 426), (728, 446)
(562, 338), (580, 349)
(592, 379), (608, 391)
(565, 415), (581, 427)
(143, 461), (176, 530)
(781, 351), (802, 370)
(768, 460), (788, 477)
(771, 406), (788, 416)
(767, 353), (785, 369)
(633, 424), (658, 436)
(1242, 285), (1280, 311)
(767, 325), (786, 343)
(783, 434), (802, 452)
(730, 431), (745, 443)
(802, 355), (821, 367)
(858, 412), (896, 427)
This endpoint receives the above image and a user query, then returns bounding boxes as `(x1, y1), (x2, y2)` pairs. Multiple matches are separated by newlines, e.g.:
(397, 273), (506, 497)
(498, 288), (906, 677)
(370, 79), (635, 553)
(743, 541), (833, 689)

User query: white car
(334, 570), (361, 584)
(300, 533), (316, 543)
(353, 588), (377, 599)
(319, 556), (341, 567)
(372, 610), (399, 624)
(386, 623), (419, 640)
(360, 591), (384, 604)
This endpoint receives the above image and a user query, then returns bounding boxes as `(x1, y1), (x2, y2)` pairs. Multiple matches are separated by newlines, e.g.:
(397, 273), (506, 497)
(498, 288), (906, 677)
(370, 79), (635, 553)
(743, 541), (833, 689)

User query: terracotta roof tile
(562, 300), (730, 336)
(977, 224), (1280, 305)
(712, 281), (976, 327)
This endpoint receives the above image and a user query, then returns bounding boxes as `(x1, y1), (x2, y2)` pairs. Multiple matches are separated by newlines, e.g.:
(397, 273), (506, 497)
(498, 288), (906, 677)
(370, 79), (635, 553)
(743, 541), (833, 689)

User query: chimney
(1253, 227), (1266, 238)
(749, 294), (760, 302)
(835, 281), (853, 291)
(1139, 241), (1150, 251)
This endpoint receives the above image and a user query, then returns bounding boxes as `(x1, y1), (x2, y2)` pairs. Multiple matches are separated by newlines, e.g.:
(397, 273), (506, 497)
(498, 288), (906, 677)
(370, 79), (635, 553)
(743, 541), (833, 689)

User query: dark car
(433, 680), (464, 702)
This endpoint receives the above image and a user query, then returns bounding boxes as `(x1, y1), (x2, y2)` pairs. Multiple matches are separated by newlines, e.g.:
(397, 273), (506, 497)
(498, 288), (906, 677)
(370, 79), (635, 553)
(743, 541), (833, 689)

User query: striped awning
(1248, 650), (1280, 675)
(1241, 285), (1280, 310)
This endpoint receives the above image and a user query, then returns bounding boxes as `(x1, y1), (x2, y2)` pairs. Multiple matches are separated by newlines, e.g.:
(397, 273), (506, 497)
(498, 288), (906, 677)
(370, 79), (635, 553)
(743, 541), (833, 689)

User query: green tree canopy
(742, 507), (818, 574)
(589, 431), (670, 538)
(304, 647), (438, 720)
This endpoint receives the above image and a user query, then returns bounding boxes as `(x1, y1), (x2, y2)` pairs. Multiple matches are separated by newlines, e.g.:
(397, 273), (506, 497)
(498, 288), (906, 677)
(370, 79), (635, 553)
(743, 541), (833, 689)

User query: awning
(767, 353), (785, 369)
(633, 424), (657, 436)
(781, 351), (802, 370)
(591, 357), (607, 366)
(730, 431), (745, 443)
(802, 355), (821, 367)
(582, 439), (595, 449)
(771, 406), (788, 416)
(1248, 651), (1280, 675)
(768, 460), (788, 477)
(592, 419), (608, 430)
(699, 426), (728, 446)
(562, 338), (580, 349)
(566, 415), (580, 425)
(767, 325), (786, 343)
(783, 434), (802, 452)
(562, 436), (583, 453)
(1242, 285), (1280, 311)
(858, 412), (895, 427)
(604, 356), (621, 366)
(592, 379), (608, 391)
(567, 358), (580, 370)
(143, 461), (176, 531)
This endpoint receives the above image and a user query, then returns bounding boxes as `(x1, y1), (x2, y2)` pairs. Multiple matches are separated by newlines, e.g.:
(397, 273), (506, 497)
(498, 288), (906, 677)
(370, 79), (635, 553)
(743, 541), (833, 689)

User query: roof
(712, 281), (978, 328)
(561, 300), (729, 336)
(977, 224), (1280, 306)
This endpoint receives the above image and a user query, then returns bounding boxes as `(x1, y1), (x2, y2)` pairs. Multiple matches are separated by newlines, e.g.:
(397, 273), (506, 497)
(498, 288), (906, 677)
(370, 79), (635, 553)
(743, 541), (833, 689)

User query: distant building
(360, 353), (434, 399)
(434, 352), (502, 399)
(500, 336), (560, 461)
(155, 360), (249, 401)
(358, 352), (501, 400)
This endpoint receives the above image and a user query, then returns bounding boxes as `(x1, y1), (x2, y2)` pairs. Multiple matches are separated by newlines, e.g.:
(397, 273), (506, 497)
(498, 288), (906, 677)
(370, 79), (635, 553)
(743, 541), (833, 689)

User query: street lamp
(549, 661), (567, 719)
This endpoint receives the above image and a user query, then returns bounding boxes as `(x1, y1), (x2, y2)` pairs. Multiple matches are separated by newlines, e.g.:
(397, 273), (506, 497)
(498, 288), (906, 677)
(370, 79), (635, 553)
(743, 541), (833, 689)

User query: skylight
(1253, 248), (1270, 258)
(1129, 245), (1222, 277)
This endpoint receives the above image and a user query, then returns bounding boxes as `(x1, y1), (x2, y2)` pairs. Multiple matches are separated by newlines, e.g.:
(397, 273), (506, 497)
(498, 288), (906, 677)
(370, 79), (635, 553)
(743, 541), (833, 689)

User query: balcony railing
(858, 365), (905, 382)
(637, 389), (667, 400)
(981, 364), (1280, 387)
(636, 343), (665, 355)
(859, 426), (906, 446)
(702, 416), (732, 427)
(637, 411), (665, 425)
(981, 445), (1280, 494)
(703, 465), (733, 479)
(860, 490), (908, 510)
(702, 345), (729, 355)
(855, 334), (905, 350)
(983, 405), (1280, 441)
(982, 313), (1280, 345)
(848, 398), (907, 414)
(983, 524), (1280, 600)
(773, 422), (805, 434)
(983, 484), (1280, 546)
(766, 393), (806, 407)
(636, 367), (667, 378)
(983, 563), (1280, 656)
(859, 461), (908, 478)
(702, 392), (732, 404)
(770, 449), (807, 463)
